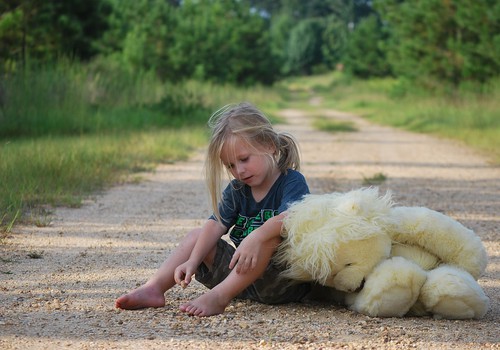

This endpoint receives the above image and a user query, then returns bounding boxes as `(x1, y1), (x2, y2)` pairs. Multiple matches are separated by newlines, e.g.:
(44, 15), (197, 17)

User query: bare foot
(179, 289), (230, 317)
(115, 284), (166, 310)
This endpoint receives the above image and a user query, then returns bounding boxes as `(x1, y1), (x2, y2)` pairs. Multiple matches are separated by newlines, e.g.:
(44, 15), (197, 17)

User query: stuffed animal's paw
(346, 257), (427, 317)
(419, 265), (489, 319)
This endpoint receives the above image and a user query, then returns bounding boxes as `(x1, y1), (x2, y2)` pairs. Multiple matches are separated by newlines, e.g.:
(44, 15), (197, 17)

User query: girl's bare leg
(179, 237), (280, 317)
(115, 228), (204, 310)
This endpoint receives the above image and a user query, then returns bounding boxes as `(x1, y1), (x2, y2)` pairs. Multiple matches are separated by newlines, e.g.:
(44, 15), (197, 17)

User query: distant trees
(0, 0), (111, 69)
(373, 0), (500, 85)
(167, 0), (278, 84)
(0, 0), (498, 86)
(343, 14), (391, 78)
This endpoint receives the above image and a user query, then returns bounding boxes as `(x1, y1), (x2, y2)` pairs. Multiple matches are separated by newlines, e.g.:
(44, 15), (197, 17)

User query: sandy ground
(1, 106), (499, 349)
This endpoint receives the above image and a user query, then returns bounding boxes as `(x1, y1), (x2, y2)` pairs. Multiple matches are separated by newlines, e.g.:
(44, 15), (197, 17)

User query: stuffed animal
(276, 187), (490, 319)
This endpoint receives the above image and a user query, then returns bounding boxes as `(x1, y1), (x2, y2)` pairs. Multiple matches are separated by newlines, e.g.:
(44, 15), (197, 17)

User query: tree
(343, 14), (391, 78)
(375, 0), (500, 85)
(0, 0), (111, 71)
(284, 18), (324, 75)
(169, 0), (278, 85)
(100, 0), (177, 79)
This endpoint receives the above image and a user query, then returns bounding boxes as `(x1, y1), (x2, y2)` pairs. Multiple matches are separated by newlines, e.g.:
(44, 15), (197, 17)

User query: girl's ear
(265, 143), (277, 155)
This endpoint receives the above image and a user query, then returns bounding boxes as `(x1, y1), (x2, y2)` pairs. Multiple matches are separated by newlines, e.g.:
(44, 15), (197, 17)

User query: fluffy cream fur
(386, 207), (488, 279)
(391, 243), (440, 270)
(277, 188), (392, 291)
(277, 187), (489, 319)
(418, 265), (489, 319)
(346, 257), (427, 317)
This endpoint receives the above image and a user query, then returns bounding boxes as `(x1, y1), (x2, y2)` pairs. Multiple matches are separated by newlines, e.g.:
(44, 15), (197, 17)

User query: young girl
(115, 102), (312, 316)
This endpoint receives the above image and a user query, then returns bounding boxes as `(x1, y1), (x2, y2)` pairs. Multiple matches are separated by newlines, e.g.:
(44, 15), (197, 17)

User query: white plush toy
(276, 187), (490, 319)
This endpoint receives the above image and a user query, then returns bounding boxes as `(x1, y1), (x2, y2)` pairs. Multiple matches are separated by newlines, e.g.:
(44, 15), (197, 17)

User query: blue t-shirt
(210, 169), (309, 247)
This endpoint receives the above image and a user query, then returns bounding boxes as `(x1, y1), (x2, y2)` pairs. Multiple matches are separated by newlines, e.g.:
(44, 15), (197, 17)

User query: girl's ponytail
(276, 132), (301, 172)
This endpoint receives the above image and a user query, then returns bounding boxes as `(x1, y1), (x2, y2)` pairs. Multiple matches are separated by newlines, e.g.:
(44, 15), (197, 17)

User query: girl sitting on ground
(115, 102), (311, 316)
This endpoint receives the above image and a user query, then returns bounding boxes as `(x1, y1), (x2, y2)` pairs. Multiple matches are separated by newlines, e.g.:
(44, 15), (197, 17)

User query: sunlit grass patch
(313, 117), (358, 133)
(362, 172), (388, 186)
(312, 74), (500, 164)
(0, 128), (207, 230)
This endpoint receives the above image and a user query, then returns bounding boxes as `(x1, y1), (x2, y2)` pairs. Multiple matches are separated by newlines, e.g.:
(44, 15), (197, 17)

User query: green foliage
(374, 0), (500, 85)
(2, 0), (499, 86)
(362, 172), (387, 186)
(101, 0), (177, 79)
(284, 19), (325, 75)
(0, 0), (111, 70)
(0, 129), (207, 229)
(1, 60), (90, 137)
(344, 15), (392, 78)
(269, 12), (295, 71)
(320, 74), (500, 163)
(313, 117), (358, 133)
(169, 0), (278, 85)
(0, 59), (214, 138)
(0, 56), (283, 139)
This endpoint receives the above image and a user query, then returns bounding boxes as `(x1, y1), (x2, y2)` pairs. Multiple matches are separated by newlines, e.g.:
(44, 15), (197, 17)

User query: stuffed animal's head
(330, 234), (392, 292)
(276, 188), (393, 292)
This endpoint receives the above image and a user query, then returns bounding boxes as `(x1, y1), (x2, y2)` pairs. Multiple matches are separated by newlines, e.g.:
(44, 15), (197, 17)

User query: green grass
(0, 60), (282, 139)
(0, 60), (283, 231)
(280, 73), (500, 164)
(3, 61), (497, 232)
(362, 172), (388, 186)
(0, 129), (207, 229)
(313, 117), (358, 133)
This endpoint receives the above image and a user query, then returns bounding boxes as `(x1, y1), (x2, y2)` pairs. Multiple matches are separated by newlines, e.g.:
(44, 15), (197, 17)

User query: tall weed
(0, 59), (281, 138)
(0, 59), (282, 230)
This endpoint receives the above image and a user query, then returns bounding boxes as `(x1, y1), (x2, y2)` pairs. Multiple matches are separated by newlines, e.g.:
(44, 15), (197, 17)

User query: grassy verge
(5, 63), (496, 232)
(279, 73), (500, 164)
(312, 117), (358, 133)
(0, 129), (207, 230)
(0, 61), (283, 232)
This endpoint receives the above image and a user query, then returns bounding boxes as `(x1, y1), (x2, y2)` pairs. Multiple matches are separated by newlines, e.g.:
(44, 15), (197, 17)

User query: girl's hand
(229, 234), (262, 274)
(174, 261), (197, 288)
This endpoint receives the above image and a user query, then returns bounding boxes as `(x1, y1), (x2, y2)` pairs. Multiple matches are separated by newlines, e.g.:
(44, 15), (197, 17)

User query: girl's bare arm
(229, 211), (286, 273)
(174, 219), (226, 286)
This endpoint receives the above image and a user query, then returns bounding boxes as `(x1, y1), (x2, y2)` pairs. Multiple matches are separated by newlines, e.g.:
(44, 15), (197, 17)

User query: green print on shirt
(231, 209), (278, 242)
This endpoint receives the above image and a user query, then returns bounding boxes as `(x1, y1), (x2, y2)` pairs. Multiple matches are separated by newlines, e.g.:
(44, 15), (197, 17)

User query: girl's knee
(185, 227), (203, 242)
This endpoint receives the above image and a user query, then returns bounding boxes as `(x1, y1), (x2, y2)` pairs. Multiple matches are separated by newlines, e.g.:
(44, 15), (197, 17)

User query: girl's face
(220, 136), (278, 191)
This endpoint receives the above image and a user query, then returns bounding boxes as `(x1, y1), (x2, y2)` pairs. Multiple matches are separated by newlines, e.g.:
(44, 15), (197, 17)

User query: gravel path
(1, 107), (499, 349)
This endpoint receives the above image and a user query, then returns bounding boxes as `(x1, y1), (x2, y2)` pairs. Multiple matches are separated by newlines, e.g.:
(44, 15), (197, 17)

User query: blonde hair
(205, 102), (301, 221)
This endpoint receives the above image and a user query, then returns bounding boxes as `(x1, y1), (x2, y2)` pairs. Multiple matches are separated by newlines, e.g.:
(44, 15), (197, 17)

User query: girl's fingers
(250, 256), (257, 269)
(236, 256), (253, 274)
(230, 250), (258, 273)
(229, 252), (240, 269)
(174, 269), (187, 286)
(173, 271), (181, 284)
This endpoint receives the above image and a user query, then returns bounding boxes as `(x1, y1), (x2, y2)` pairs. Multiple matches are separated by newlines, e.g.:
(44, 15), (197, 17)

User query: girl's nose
(235, 163), (245, 176)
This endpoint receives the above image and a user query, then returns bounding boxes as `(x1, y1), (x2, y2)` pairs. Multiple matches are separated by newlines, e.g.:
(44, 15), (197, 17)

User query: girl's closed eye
(226, 156), (249, 169)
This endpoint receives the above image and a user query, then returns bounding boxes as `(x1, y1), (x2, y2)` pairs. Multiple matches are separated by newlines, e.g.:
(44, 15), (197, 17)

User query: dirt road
(1, 107), (499, 349)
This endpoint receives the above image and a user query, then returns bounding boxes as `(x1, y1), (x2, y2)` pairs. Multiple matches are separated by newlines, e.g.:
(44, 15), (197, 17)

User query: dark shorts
(195, 239), (312, 305)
